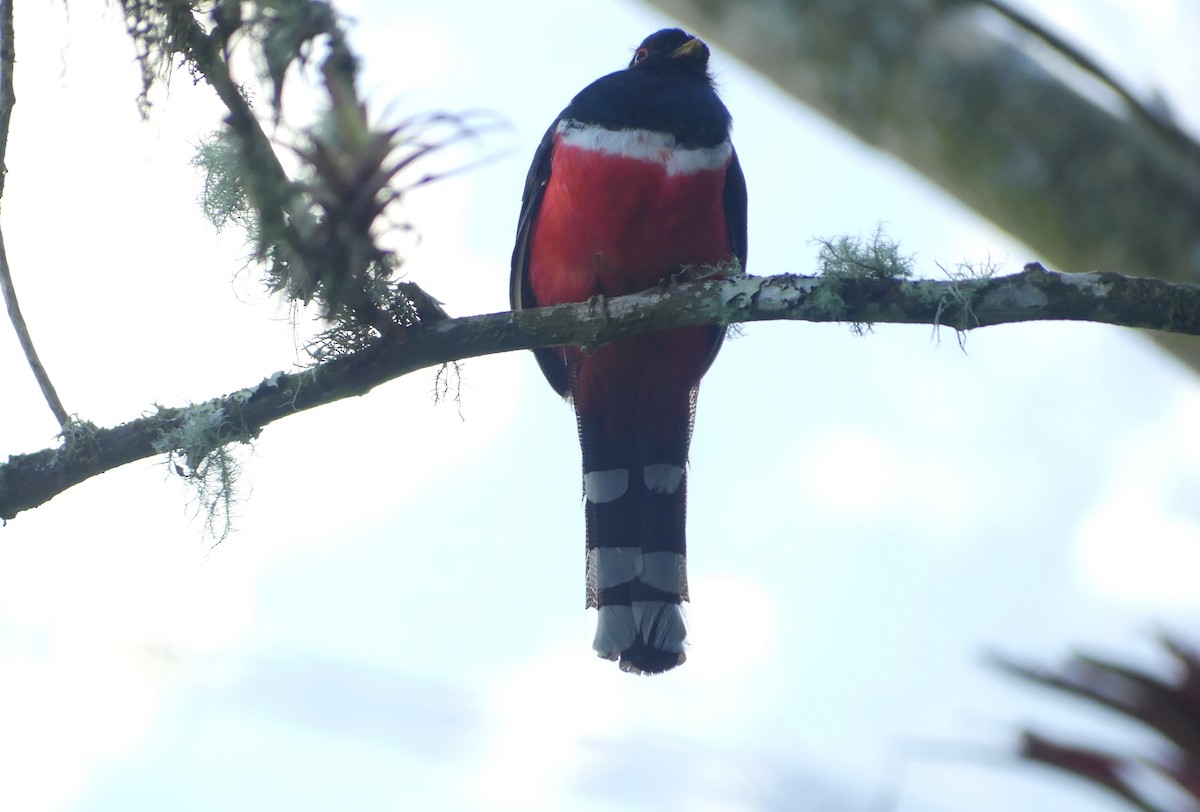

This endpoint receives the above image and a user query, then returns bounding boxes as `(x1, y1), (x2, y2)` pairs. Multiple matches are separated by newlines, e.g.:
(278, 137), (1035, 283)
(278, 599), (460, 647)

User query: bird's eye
(632, 47), (649, 64)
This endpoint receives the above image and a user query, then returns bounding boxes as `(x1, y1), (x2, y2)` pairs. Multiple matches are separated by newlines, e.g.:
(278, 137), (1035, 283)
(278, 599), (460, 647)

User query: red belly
(528, 138), (731, 304)
(528, 136), (731, 435)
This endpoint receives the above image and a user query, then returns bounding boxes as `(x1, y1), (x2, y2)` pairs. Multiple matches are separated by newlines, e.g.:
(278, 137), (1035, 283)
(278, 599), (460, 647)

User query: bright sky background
(3, 1), (1200, 811)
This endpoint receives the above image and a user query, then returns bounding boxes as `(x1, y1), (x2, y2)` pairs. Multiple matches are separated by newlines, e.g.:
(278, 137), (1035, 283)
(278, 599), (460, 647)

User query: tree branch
(3, 263), (1199, 521)
(972, 0), (1200, 166)
(0, 0), (70, 429)
(640, 0), (1200, 371)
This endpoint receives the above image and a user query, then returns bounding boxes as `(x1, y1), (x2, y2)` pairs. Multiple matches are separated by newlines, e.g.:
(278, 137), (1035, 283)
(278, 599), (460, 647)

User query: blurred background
(2, 1), (1199, 809)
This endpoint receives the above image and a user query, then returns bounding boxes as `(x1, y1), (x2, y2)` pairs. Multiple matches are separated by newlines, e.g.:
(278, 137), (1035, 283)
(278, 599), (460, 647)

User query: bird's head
(627, 28), (711, 77)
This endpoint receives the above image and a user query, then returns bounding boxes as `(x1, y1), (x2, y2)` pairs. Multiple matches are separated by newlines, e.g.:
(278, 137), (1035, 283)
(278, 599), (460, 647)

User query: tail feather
(584, 461), (690, 674)
(571, 337), (708, 675)
(592, 604), (637, 660)
(623, 601), (688, 674)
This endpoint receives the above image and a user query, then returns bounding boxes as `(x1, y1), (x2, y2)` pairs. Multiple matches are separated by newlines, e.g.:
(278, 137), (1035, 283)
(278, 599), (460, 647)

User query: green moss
(815, 225), (913, 334)
(816, 225), (914, 282)
(192, 131), (258, 237)
(152, 401), (256, 541)
(933, 256), (1006, 346)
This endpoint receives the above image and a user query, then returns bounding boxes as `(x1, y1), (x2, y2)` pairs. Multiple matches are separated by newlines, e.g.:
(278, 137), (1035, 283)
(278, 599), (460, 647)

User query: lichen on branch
(151, 399), (258, 541)
(5, 262), (1200, 523)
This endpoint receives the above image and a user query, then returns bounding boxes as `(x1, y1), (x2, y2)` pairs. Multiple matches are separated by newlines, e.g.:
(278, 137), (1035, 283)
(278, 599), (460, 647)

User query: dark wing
(694, 145), (749, 378)
(511, 121), (572, 397)
(723, 147), (748, 273)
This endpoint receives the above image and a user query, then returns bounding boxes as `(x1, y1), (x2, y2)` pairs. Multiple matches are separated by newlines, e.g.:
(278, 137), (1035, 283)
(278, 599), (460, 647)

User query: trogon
(511, 29), (747, 674)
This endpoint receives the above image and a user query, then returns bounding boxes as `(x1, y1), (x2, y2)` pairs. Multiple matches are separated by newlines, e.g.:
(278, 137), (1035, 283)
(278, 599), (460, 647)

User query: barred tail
(580, 420), (691, 675)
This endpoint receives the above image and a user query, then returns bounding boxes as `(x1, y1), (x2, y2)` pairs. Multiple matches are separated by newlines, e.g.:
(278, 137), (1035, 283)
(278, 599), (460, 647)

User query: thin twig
(976, 0), (1200, 168)
(0, 0), (71, 428)
(0, 0), (12, 199)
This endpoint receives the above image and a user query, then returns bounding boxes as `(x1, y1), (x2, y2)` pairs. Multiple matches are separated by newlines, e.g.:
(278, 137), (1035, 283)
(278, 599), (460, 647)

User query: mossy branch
(640, 0), (1200, 376)
(4, 262), (1200, 522)
(120, 0), (421, 323)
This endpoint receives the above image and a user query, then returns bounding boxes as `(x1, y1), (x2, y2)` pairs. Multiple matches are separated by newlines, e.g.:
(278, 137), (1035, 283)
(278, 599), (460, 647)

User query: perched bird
(511, 29), (747, 674)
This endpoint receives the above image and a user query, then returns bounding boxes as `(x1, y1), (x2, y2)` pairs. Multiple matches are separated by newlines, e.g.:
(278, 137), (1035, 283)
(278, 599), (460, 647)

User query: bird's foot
(585, 292), (609, 318)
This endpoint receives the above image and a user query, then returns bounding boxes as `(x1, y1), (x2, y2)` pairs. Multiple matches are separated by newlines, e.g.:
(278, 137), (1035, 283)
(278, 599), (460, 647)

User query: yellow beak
(670, 38), (705, 59)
